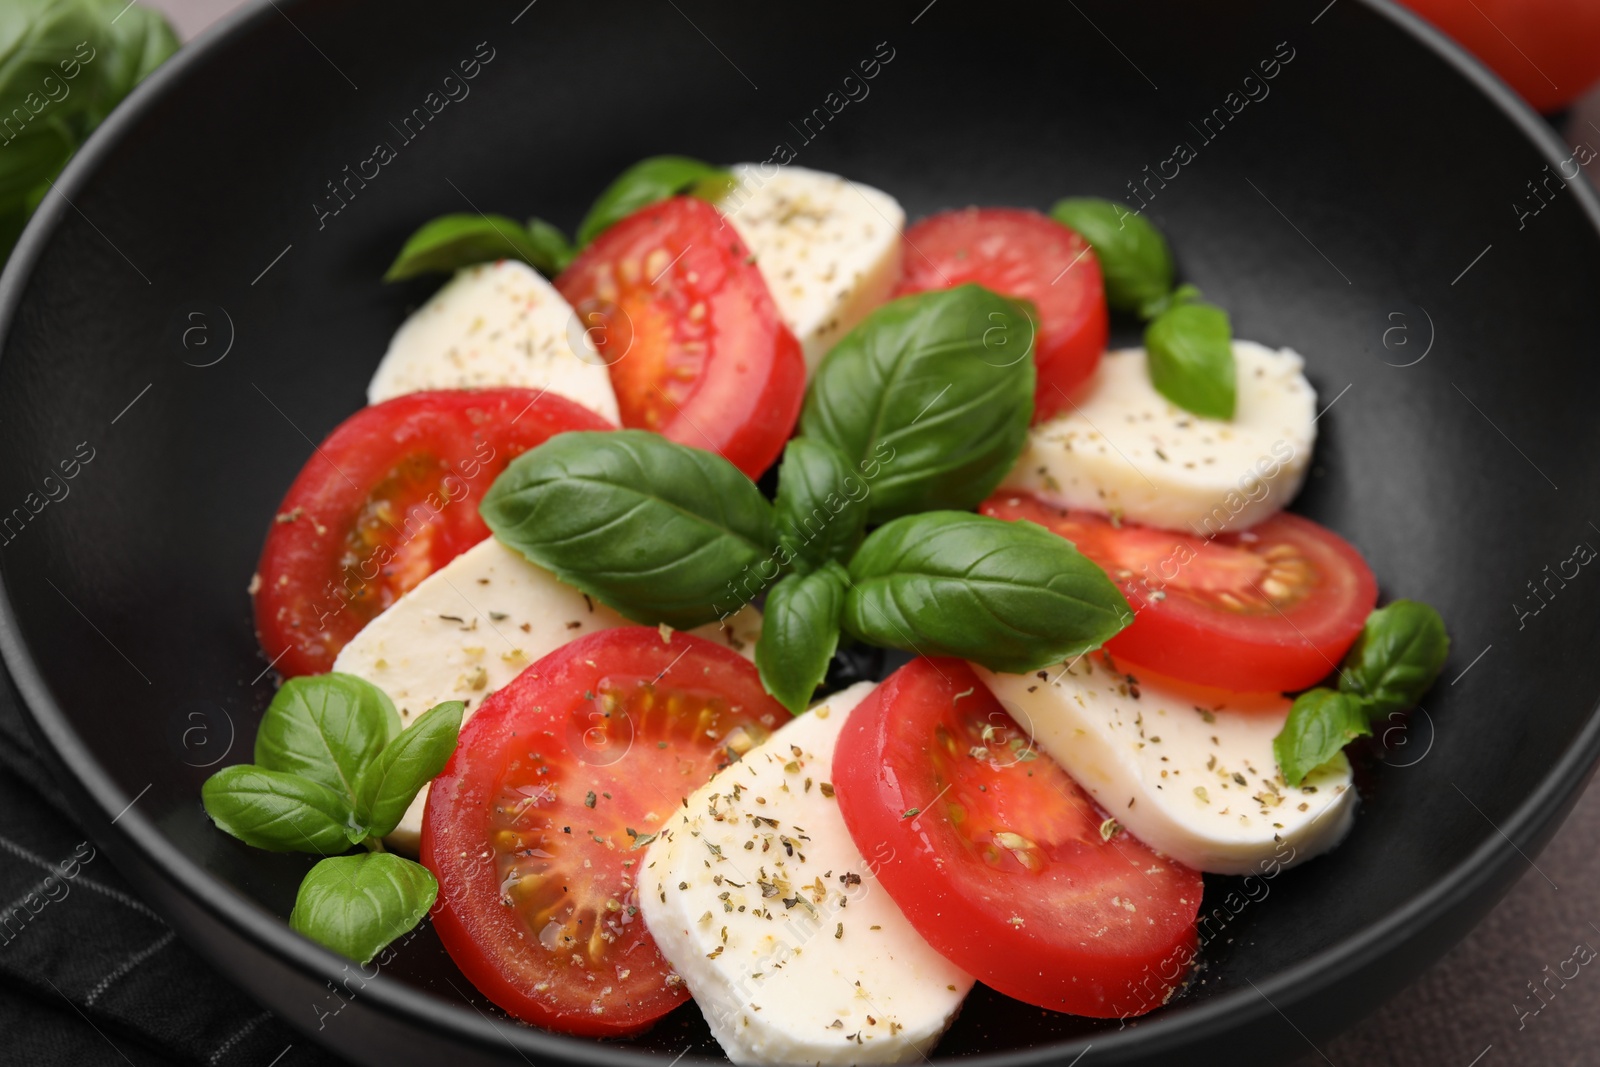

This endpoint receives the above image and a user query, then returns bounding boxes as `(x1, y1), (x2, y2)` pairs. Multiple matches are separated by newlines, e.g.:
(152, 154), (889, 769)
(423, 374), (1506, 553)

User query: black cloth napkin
(0, 674), (342, 1067)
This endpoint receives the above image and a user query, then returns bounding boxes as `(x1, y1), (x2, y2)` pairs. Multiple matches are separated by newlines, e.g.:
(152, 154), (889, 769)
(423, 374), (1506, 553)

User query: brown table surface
(116, 3), (1600, 1064)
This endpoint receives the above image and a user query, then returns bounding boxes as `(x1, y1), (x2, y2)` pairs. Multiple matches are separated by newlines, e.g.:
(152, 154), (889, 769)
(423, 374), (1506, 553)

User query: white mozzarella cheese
(719, 164), (904, 370)
(640, 683), (972, 1065)
(332, 537), (761, 852)
(974, 655), (1355, 876)
(367, 259), (621, 422)
(1003, 341), (1316, 534)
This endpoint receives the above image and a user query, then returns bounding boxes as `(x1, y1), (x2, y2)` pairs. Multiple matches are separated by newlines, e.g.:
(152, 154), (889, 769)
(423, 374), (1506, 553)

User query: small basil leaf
(525, 216), (576, 272)
(201, 765), (362, 854)
(481, 430), (779, 628)
(800, 286), (1036, 522)
(354, 701), (465, 838)
(774, 438), (869, 570)
(756, 564), (848, 715)
(1144, 300), (1236, 420)
(843, 512), (1131, 673)
(385, 214), (564, 280)
(574, 155), (730, 247)
(1338, 600), (1450, 717)
(1273, 689), (1370, 789)
(290, 853), (438, 964)
(1049, 198), (1174, 317)
(254, 673), (400, 806)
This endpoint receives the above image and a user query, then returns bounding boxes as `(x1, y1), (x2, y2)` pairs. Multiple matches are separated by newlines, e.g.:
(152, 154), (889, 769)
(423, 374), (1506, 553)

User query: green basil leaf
(525, 215), (576, 272)
(354, 701), (464, 838)
(574, 155), (730, 247)
(756, 564), (848, 715)
(843, 511), (1131, 673)
(1049, 198), (1174, 317)
(1338, 600), (1450, 717)
(481, 430), (779, 628)
(201, 765), (362, 854)
(800, 285), (1036, 522)
(1272, 688), (1369, 789)
(290, 853), (438, 964)
(774, 438), (868, 571)
(1144, 300), (1236, 420)
(384, 213), (568, 280)
(254, 673), (400, 806)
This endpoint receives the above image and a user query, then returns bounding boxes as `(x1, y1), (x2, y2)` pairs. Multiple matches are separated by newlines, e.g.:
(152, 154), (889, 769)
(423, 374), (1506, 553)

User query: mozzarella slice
(1003, 341), (1316, 534)
(367, 259), (621, 422)
(719, 164), (903, 369)
(333, 537), (761, 852)
(973, 656), (1355, 876)
(641, 683), (973, 1065)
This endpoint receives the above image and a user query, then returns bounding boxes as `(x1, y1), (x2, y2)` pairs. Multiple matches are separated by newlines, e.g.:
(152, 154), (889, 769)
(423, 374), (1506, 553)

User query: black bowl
(4, 0), (1600, 1063)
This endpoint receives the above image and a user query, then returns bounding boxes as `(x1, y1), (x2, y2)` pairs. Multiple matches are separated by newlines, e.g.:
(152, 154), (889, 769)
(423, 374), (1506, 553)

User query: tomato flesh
(421, 628), (788, 1035)
(982, 492), (1378, 692)
(894, 207), (1108, 422)
(557, 196), (806, 479)
(833, 658), (1201, 1018)
(252, 389), (611, 677)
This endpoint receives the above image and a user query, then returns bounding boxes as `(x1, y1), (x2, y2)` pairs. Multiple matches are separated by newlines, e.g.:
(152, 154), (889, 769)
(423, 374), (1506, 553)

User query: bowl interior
(4, 0), (1600, 1061)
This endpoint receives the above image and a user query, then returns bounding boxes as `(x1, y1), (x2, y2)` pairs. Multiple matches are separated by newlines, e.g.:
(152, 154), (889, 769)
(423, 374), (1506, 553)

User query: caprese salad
(202, 156), (1450, 1063)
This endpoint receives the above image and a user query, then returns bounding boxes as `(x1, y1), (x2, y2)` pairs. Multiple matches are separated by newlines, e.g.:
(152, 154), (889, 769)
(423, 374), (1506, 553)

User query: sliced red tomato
(982, 492), (1378, 693)
(833, 658), (1201, 1018)
(894, 207), (1108, 422)
(421, 627), (789, 1036)
(556, 196), (805, 479)
(253, 389), (611, 677)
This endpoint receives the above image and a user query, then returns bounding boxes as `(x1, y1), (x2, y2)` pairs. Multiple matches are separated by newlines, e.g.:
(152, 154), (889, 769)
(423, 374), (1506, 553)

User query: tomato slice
(894, 208), (1108, 422)
(556, 196), (805, 479)
(833, 658), (1201, 1018)
(253, 389), (611, 677)
(982, 492), (1378, 693)
(420, 627), (789, 1035)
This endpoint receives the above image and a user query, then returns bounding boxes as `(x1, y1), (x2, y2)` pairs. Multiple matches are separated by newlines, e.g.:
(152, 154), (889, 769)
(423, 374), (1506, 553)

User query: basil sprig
(1273, 599), (1450, 786)
(801, 285), (1036, 522)
(202, 675), (463, 963)
(0, 1), (178, 262)
(1050, 198), (1174, 317)
(1049, 196), (1237, 421)
(756, 563), (849, 714)
(574, 155), (731, 247)
(1145, 299), (1236, 421)
(476, 284), (1134, 711)
(843, 512), (1132, 673)
(481, 430), (780, 628)
(384, 213), (575, 279)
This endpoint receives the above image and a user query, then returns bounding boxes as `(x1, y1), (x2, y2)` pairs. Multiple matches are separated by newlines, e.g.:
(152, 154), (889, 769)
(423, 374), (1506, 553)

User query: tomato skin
(421, 627), (788, 1036)
(982, 493), (1378, 693)
(556, 197), (805, 479)
(894, 207), (1108, 422)
(253, 389), (611, 678)
(833, 658), (1201, 1018)
(1399, 0), (1600, 113)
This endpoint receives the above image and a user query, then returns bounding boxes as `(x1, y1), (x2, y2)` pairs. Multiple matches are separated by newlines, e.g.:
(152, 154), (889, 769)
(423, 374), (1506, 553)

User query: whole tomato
(1401, 0), (1600, 113)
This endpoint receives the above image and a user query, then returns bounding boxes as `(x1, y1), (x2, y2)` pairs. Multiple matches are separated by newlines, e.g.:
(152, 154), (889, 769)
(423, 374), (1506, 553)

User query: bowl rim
(3, 0), (1600, 1062)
